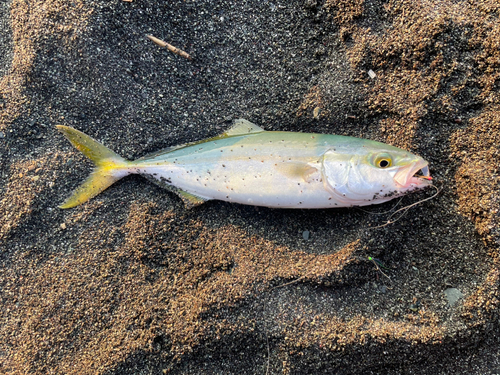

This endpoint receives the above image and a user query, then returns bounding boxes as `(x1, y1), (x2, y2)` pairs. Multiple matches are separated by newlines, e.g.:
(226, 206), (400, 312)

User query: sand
(0, 0), (499, 373)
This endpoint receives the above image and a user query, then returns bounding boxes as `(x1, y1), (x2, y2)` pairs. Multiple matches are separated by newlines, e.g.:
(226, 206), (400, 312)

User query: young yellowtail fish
(56, 119), (431, 209)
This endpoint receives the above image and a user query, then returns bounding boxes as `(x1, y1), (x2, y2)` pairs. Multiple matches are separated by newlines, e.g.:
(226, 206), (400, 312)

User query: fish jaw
(393, 158), (432, 188)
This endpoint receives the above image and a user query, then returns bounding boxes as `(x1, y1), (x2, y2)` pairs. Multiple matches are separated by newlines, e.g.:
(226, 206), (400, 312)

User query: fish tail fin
(56, 125), (131, 208)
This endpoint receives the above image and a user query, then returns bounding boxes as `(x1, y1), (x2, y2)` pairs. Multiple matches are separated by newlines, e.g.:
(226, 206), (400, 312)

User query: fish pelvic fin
(56, 125), (131, 208)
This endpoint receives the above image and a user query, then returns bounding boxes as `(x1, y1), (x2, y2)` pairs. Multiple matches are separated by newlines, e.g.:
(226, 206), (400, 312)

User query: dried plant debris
(146, 35), (192, 60)
(1, 0), (500, 374)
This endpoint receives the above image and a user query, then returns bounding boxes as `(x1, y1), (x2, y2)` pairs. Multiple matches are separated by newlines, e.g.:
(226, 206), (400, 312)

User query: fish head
(321, 140), (432, 206)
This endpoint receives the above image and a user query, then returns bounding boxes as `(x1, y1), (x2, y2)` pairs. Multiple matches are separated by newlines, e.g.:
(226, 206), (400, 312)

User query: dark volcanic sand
(1, 0), (500, 374)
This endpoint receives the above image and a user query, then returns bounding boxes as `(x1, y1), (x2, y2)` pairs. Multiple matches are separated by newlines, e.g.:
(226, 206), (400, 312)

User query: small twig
(354, 255), (394, 285)
(368, 256), (392, 282)
(269, 275), (306, 290)
(146, 35), (192, 60)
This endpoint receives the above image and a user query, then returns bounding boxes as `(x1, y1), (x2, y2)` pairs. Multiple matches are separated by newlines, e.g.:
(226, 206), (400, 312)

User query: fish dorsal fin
(224, 119), (264, 136)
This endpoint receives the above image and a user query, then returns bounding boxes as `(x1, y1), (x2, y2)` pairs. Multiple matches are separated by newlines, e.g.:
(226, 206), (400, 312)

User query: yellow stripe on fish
(56, 119), (431, 209)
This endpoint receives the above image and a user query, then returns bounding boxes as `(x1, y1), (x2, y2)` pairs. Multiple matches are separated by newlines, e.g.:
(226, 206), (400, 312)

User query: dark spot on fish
(222, 164), (226, 167)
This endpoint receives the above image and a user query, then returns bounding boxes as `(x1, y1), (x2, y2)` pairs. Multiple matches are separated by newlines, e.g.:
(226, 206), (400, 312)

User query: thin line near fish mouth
(414, 165), (432, 180)
(395, 160), (432, 187)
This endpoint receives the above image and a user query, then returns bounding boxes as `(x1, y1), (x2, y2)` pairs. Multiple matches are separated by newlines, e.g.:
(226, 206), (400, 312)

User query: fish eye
(375, 155), (393, 168)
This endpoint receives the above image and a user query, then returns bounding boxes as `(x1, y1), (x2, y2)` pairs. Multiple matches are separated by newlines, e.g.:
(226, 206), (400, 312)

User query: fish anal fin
(224, 119), (264, 137)
(140, 173), (208, 208)
(178, 190), (208, 208)
(274, 162), (319, 183)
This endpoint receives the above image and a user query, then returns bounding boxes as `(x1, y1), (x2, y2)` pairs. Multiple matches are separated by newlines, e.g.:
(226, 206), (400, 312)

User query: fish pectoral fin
(178, 190), (208, 209)
(274, 162), (319, 183)
(224, 119), (264, 136)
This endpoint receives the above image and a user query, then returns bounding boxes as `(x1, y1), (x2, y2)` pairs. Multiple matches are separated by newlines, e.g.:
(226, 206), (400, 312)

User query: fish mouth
(394, 159), (432, 187)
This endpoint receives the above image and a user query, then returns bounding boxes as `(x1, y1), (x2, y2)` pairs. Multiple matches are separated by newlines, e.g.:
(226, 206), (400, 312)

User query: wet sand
(1, 0), (499, 373)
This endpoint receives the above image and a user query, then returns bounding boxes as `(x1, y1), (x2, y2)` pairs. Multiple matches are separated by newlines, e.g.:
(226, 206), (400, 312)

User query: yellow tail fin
(56, 125), (130, 208)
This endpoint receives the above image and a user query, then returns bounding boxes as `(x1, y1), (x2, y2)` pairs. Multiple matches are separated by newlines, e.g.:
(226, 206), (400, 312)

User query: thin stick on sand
(146, 35), (192, 60)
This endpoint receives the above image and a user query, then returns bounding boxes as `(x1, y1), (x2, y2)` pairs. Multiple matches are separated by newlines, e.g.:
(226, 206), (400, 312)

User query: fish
(56, 119), (432, 209)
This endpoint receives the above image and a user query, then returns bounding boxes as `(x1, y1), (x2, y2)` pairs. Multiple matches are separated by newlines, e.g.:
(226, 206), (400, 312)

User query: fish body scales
(131, 132), (345, 208)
